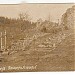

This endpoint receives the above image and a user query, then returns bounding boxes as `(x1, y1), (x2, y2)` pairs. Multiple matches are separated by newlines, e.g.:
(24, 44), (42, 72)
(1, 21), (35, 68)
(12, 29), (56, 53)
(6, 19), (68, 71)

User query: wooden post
(48, 14), (50, 23)
(58, 19), (60, 25)
(1, 32), (2, 51)
(5, 30), (6, 50)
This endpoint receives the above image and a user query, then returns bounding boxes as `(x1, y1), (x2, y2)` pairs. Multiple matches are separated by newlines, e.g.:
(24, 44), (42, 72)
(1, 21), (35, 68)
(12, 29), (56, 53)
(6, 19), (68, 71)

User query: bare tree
(19, 12), (31, 21)
(46, 13), (52, 23)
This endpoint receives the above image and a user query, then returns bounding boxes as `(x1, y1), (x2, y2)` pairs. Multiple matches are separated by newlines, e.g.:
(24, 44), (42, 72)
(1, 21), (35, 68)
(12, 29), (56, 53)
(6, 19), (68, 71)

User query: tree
(18, 12), (32, 31)
(19, 12), (31, 21)
(46, 13), (52, 23)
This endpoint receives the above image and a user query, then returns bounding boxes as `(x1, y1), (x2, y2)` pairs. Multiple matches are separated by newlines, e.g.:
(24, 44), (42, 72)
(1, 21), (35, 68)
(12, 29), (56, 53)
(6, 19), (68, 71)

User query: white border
(0, 72), (75, 75)
(0, 0), (75, 75)
(0, 0), (74, 4)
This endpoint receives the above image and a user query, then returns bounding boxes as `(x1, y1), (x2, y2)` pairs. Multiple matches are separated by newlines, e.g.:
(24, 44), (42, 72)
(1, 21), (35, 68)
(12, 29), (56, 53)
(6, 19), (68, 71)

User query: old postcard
(0, 3), (75, 72)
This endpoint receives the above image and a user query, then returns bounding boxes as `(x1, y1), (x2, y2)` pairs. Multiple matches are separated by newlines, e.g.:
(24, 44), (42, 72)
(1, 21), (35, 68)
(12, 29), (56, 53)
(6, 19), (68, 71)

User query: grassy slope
(0, 29), (74, 72)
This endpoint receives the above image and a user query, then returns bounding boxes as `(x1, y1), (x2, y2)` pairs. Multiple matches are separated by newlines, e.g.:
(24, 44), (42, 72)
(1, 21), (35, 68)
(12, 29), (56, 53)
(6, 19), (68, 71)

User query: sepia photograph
(0, 3), (75, 72)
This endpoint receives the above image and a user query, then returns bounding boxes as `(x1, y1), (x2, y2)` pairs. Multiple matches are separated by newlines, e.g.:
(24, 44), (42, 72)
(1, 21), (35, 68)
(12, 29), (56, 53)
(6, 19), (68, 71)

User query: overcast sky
(0, 3), (74, 22)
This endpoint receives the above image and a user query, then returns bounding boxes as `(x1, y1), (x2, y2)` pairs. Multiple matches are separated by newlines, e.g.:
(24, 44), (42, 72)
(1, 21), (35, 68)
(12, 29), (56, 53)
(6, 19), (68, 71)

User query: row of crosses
(0, 30), (7, 52)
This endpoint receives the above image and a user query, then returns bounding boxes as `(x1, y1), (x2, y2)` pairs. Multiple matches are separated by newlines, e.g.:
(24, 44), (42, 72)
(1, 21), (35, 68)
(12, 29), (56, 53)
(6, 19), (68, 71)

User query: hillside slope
(0, 29), (74, 72)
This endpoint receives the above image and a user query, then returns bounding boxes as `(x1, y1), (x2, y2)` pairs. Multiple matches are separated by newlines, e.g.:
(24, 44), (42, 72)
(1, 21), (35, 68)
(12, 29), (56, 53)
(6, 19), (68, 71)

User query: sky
(0, 3), (74, 22)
